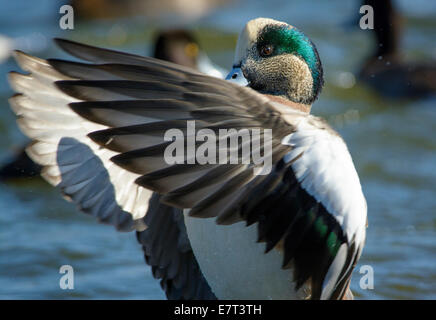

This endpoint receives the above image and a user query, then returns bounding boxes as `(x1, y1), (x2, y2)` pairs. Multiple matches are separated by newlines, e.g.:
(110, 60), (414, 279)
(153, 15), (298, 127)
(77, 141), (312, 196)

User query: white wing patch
(281, 115), (367, 245)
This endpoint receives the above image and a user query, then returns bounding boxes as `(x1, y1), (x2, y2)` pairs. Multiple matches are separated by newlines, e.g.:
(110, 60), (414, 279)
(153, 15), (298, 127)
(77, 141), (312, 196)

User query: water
(0, 0), (435, 299)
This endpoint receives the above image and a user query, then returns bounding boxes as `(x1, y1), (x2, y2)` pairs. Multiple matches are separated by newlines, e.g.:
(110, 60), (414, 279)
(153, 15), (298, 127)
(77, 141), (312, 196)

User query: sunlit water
(0, 0), (435, 299)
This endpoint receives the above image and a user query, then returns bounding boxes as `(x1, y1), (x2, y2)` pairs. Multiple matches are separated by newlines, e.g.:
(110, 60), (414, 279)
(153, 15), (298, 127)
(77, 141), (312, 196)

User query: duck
(8, 17), (367, 300)
(152, 29), (227, 78)
(359, 0), (436, 99)
(71, 0), (234, 22)
(0, 146), (41, 180)
(0, 29), (225, 181)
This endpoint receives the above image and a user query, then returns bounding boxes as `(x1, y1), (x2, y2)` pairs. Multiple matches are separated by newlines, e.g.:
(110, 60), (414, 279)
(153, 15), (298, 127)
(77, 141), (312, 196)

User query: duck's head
(226, 18), (324, 105)
(153, 30), (199, 69)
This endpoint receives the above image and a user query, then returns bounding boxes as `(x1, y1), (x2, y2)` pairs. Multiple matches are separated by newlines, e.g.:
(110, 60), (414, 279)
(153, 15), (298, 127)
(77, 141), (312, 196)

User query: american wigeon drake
(359, 0), (436, 99)
(8, 18), (367, 300)
(0, 29), (224, 181)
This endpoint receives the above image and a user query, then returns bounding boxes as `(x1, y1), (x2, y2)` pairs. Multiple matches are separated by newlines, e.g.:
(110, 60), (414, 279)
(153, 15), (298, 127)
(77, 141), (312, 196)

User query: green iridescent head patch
(257, 24), (324, 97)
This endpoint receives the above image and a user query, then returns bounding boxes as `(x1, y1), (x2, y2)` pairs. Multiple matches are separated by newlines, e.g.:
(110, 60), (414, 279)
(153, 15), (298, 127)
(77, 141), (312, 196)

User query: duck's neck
(367, 0), (402, 58)
(264, 94), (312, 114)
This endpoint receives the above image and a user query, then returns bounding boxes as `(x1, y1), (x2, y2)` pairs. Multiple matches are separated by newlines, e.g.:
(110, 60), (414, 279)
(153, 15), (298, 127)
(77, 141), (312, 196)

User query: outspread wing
(8, 45), (215, 300)
(8, 53), (150, 232)
(8, 39), (367, 300)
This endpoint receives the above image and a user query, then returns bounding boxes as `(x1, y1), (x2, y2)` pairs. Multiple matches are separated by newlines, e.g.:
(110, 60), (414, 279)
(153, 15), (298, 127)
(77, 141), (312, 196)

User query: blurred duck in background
(71, 0), (233, 22)
(359, 0), (436, 99)
(0, 147), (41, 180)
(0, 29), (226, 181)
(153, 29), (227, 78)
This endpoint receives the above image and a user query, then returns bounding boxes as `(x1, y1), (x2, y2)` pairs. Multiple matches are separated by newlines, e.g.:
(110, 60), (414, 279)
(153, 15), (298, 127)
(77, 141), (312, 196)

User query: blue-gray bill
(225, 67), (248, 86)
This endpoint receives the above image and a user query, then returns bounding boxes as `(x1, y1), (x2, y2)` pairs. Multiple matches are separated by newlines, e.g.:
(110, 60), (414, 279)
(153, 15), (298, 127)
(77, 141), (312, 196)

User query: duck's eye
(259, 44), (274, 57)
(185, 43), (199, 58)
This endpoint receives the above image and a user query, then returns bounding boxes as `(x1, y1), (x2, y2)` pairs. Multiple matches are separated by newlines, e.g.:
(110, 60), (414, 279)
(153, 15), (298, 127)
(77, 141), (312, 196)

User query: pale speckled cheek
(285, 55), (314, 103)
(243, 53), (314, 104)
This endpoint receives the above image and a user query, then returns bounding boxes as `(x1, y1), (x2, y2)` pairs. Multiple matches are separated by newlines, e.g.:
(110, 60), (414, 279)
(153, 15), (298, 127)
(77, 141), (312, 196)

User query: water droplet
(337, 72), (356, 89)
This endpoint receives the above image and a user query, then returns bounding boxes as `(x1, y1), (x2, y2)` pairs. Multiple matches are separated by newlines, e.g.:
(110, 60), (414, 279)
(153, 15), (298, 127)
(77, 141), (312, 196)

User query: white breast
(183, 210), (308, 299)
